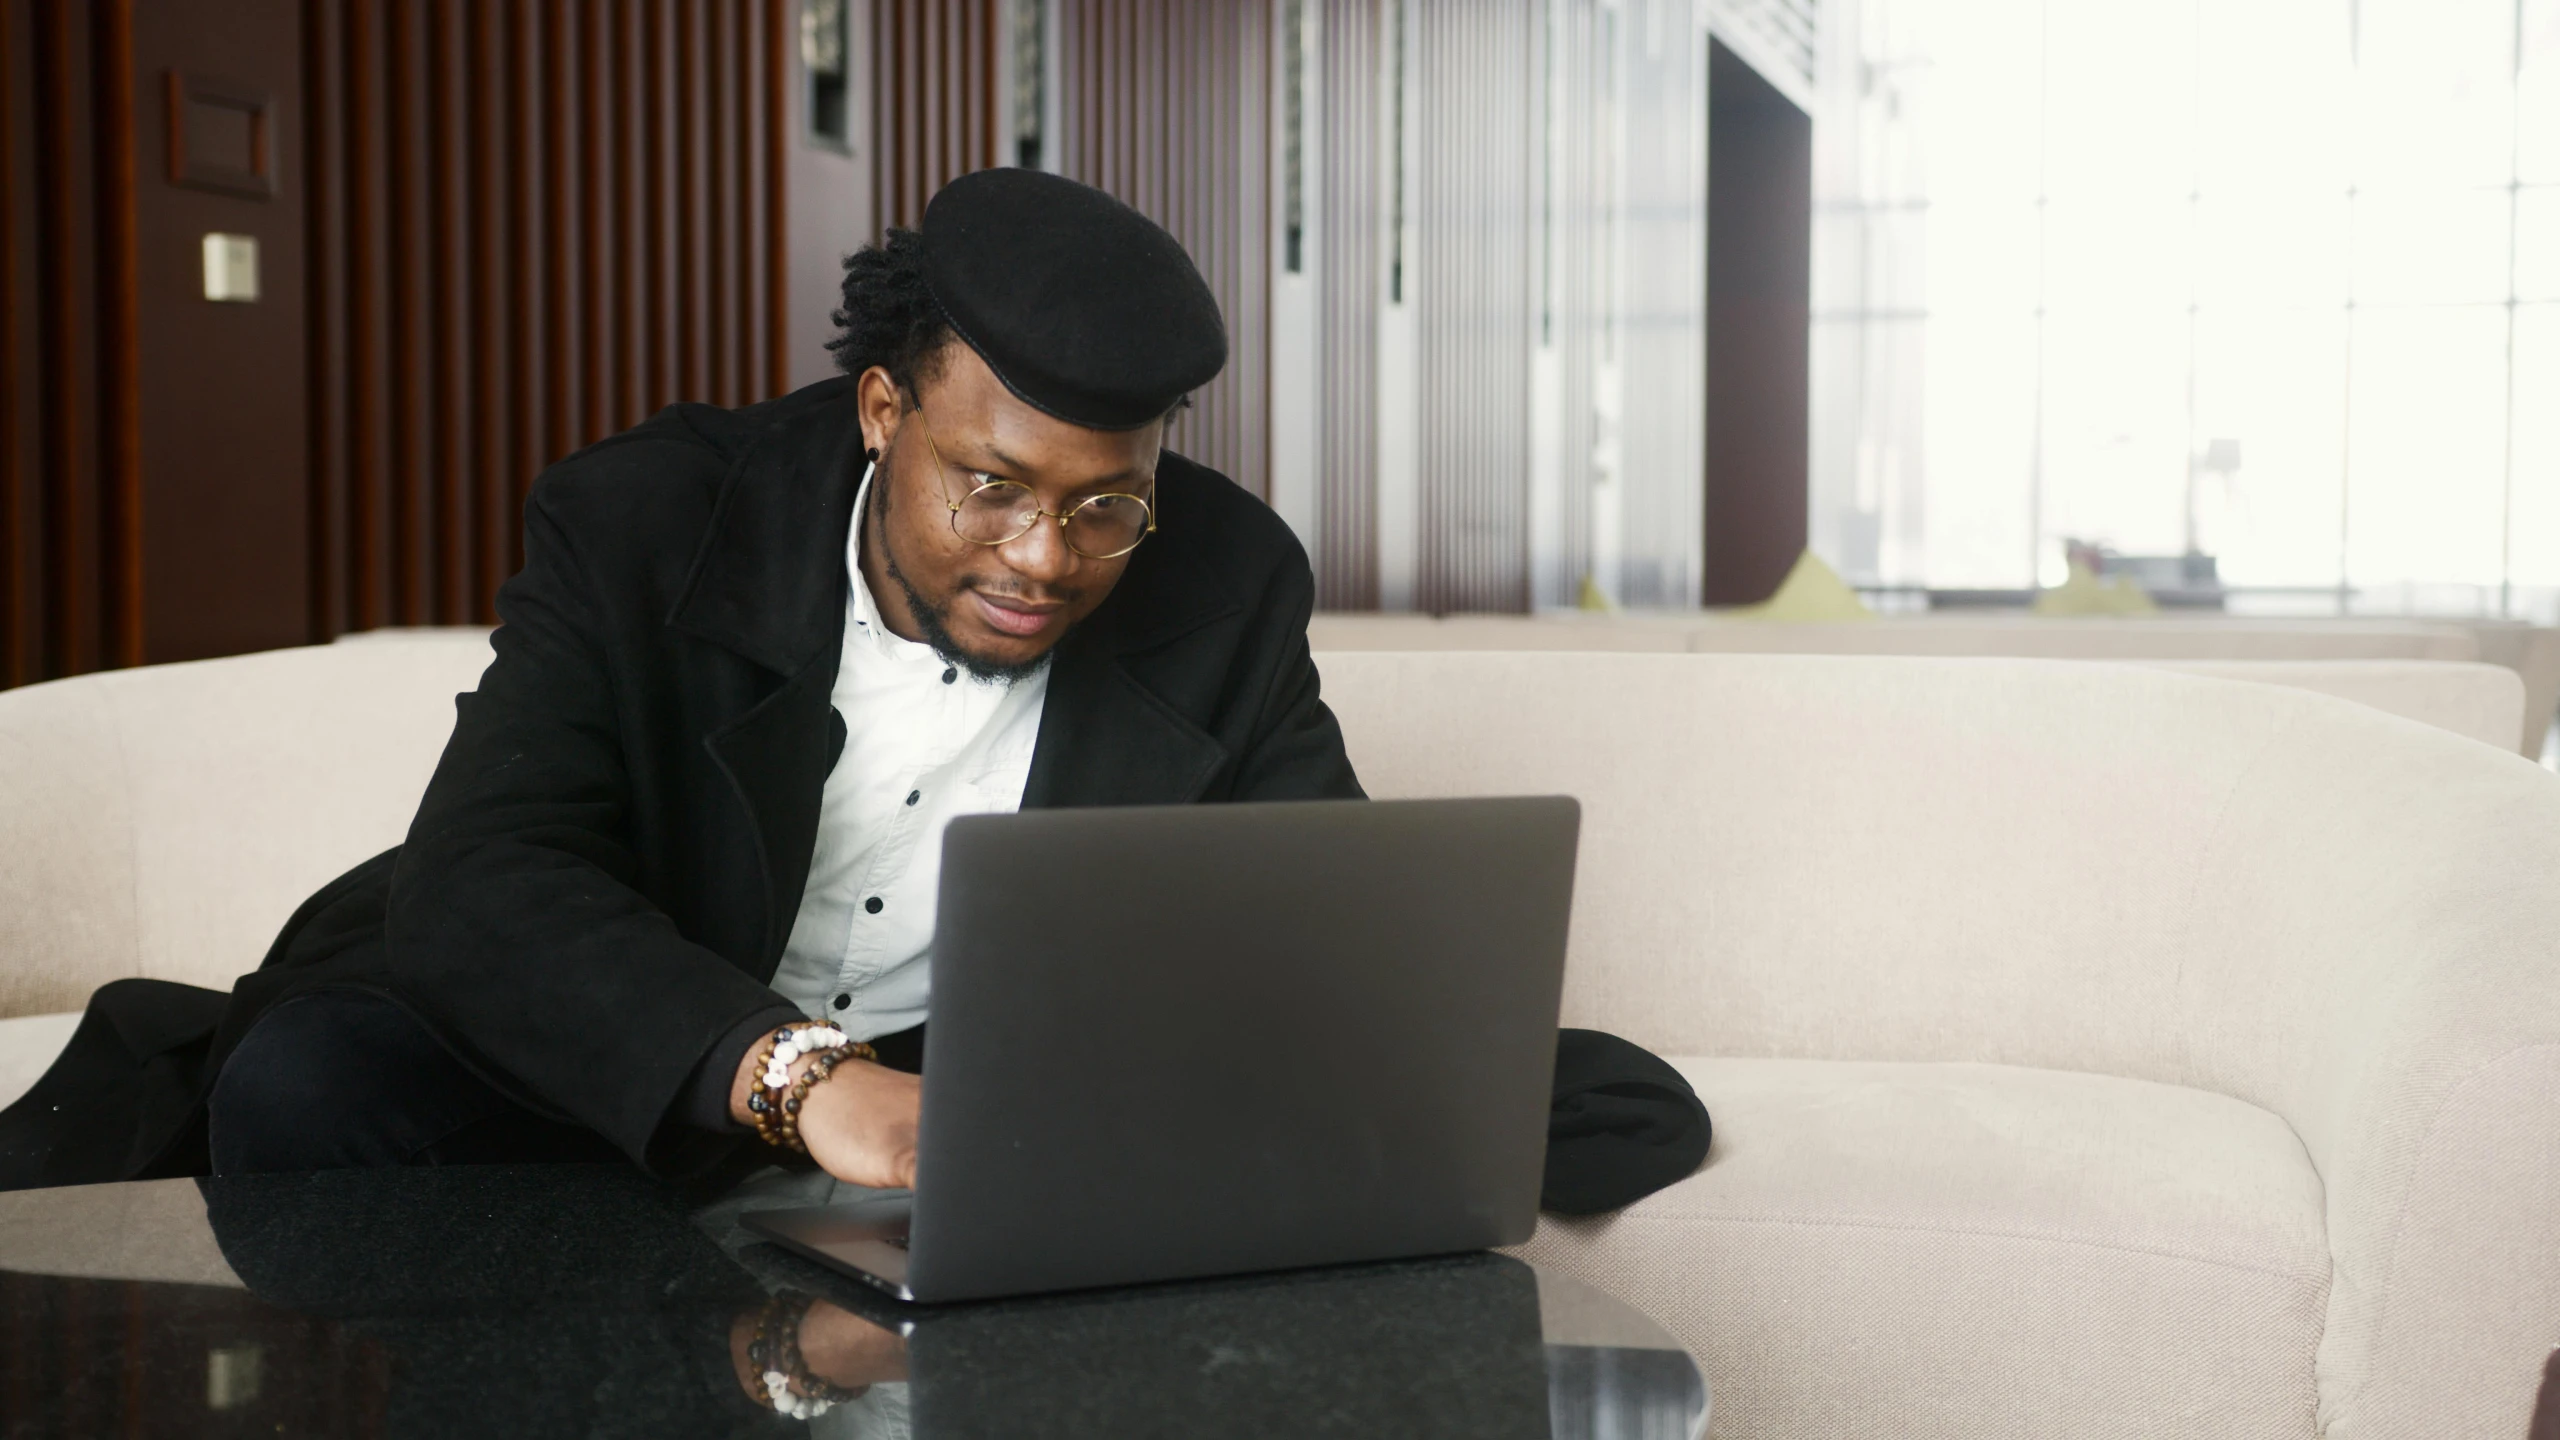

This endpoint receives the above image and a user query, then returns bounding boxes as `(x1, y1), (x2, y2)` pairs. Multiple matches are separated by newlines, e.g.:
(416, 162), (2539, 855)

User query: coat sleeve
(385, 481), (785, 1176)
(1223, 545), (1367, 804)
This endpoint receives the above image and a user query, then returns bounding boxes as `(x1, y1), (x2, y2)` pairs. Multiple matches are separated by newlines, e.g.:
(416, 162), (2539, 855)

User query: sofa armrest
(2204, 754), (2560, 1440)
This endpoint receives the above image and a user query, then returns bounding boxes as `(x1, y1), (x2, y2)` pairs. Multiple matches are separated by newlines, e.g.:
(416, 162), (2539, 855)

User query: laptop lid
(899, 794), (1579, 1302)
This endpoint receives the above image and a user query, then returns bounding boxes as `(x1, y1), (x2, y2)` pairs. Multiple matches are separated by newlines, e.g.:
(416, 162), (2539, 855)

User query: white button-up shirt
(768, 463), (1050, 1038)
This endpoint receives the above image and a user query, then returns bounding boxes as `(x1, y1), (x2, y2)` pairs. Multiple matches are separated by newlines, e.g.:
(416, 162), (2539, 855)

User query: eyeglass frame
(906, 408), (1160, 561)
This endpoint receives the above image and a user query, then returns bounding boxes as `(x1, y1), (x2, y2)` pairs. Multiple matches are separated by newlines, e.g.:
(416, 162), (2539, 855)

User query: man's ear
(855, 366), (905, 457)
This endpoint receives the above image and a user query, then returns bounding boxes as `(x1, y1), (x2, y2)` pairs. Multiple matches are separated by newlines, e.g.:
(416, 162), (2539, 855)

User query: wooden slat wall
(1053, 0), (1272, 499)
(0, 0), (140, 686)
(303, 0), (789, 639)
(1317, 0), (1380, 609)
(868, 0), (1004, 233)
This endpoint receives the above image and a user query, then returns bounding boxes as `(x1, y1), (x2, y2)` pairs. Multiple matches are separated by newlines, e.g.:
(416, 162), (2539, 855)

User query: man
(198, 169), (1363, 1186)
(0, 169), (1703, 1210)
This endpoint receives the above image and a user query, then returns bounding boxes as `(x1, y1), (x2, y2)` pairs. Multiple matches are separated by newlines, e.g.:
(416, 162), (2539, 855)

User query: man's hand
(729, 1039), (921, 1190)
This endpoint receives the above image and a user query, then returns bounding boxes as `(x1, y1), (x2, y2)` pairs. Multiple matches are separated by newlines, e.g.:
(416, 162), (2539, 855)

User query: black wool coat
(0, 377), (1364, 1187)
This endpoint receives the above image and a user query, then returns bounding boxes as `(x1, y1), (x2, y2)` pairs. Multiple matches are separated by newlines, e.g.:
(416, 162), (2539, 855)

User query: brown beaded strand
(747, 1014), (880, 1147)
(775, 1043), (867, 1153)
(747, 1022), (877, 1155)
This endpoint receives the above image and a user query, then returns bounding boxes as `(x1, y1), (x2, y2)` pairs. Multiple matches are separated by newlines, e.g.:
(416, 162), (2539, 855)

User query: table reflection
(0, 1165), (1704, 1439)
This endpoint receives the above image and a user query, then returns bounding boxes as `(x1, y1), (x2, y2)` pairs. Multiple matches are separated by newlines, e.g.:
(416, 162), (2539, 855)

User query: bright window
(1811, 0), (2560, 619)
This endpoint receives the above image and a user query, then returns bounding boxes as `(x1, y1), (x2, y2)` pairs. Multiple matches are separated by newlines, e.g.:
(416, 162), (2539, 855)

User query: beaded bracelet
(747, 1020), (876, 1153)
(774, 1042), (866, 1153)
(746, 1292), (864, 1419)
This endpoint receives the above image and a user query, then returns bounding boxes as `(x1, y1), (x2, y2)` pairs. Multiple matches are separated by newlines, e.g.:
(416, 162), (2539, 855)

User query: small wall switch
(202, 232), (259, 302)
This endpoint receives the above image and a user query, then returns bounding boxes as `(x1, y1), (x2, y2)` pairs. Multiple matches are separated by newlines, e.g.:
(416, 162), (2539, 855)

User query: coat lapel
(664, 396), (1248, 944)
(671, 384), (861, 966)
(1021, 469), (1244, 810)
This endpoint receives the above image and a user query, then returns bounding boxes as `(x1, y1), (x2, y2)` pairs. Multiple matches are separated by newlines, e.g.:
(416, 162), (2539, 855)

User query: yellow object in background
(1732, 551), (1876, 621)
(2033, 559), (2160, 617)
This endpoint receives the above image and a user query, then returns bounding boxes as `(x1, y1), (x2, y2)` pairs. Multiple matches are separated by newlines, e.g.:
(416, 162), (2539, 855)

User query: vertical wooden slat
(579, 0), (608, 442)
(92, 0), (139, 665)
(676, 0), (705, 403)
(302, 0), (339, 639)
(505, 0), (537, 574)
(610, 0), (637, 429)
(428, 0), (466, 621)
(1, 0), (23, 685)
(733, 0), (757, 398)
(344, 0), (381, 629)
(387, 0), (426, 623)
(763, 0), (786, 397)
(467, 0), (505, 619)
(542, 0), (576, 472)
(643, 0), (670, 414)
(706, 0), (732, 405)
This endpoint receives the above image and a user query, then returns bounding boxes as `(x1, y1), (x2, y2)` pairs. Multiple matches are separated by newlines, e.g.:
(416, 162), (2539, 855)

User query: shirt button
(865, 896), (884, 914)
(941, 667), (957, 684)
(905, 790), (920, 806)
(832, 993), (851, 1010)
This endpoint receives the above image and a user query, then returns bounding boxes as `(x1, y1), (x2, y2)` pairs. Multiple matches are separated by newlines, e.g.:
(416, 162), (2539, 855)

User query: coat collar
(667, 381), (867, 677)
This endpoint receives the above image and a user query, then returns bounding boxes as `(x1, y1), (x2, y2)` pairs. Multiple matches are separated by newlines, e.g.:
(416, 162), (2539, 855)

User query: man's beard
(871, 473), (1058, 684)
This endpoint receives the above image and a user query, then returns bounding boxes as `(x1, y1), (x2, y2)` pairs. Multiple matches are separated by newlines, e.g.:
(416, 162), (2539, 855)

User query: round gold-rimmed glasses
(914, 414), (1158, 561)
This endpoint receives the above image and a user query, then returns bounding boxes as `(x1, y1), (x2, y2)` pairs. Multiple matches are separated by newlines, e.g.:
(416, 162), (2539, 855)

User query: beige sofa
(3, 636), (2557, 1438)
(1308, 612), (2560, 757)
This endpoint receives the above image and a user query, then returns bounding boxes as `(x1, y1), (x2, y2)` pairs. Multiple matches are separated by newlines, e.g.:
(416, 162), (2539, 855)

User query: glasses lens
(953, 480), (1040, 545)
(1064, 493), (1152, 558)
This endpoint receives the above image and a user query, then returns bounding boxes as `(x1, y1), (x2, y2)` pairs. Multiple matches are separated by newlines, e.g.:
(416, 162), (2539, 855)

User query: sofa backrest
(1315, 650), (2560, 1118)
(0, 633), (494, 1016)
(1308, 611), (2485, 663)
(2138, 660), (2521, 752)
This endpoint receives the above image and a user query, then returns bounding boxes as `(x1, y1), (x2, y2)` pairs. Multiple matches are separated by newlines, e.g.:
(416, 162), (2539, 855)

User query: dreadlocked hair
(825, 227), (952, 405)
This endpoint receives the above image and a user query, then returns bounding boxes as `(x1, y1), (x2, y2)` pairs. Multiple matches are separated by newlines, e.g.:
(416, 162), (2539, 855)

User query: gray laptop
(742, 794), (1580, 1303)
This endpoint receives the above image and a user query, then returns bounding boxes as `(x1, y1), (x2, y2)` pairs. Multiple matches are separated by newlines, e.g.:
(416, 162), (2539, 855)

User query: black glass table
(0, 1164), (1706, 1438)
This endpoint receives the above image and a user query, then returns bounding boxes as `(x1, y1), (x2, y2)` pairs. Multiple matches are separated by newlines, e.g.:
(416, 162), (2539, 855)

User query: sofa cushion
(1512, 1058), (2328, 1439)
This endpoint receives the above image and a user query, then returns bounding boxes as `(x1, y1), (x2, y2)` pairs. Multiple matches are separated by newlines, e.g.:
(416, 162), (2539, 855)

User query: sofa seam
(2328, 1039), (2560, 1421)
(1580, 1207), (2335, 1287)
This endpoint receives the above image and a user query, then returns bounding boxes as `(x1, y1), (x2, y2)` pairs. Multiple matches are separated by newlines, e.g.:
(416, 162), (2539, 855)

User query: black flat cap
(921, 169), (1227, 431)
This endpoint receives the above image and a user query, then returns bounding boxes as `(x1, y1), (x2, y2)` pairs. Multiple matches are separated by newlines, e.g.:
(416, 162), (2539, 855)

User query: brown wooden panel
(130, 0), (310, 664)
(675, 0), (704, 404)
(732, 0), (756, 400)
(760, 0), (784, 396)
(427, 0), (464, 622)
(609, 0), (636, 430)
(0, 0), (27, 685)
(642, 0), (669, 414)
(301, 0), (338, 639)
(465, 0), (502, 619)
(500, 0), (534, 582)
(93, 0), (140, 664)
(1, 0), (794, 677)
(705, 0), (730, 405)
(867, 0), (1002, 235)
(34, 0), (100, 676)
